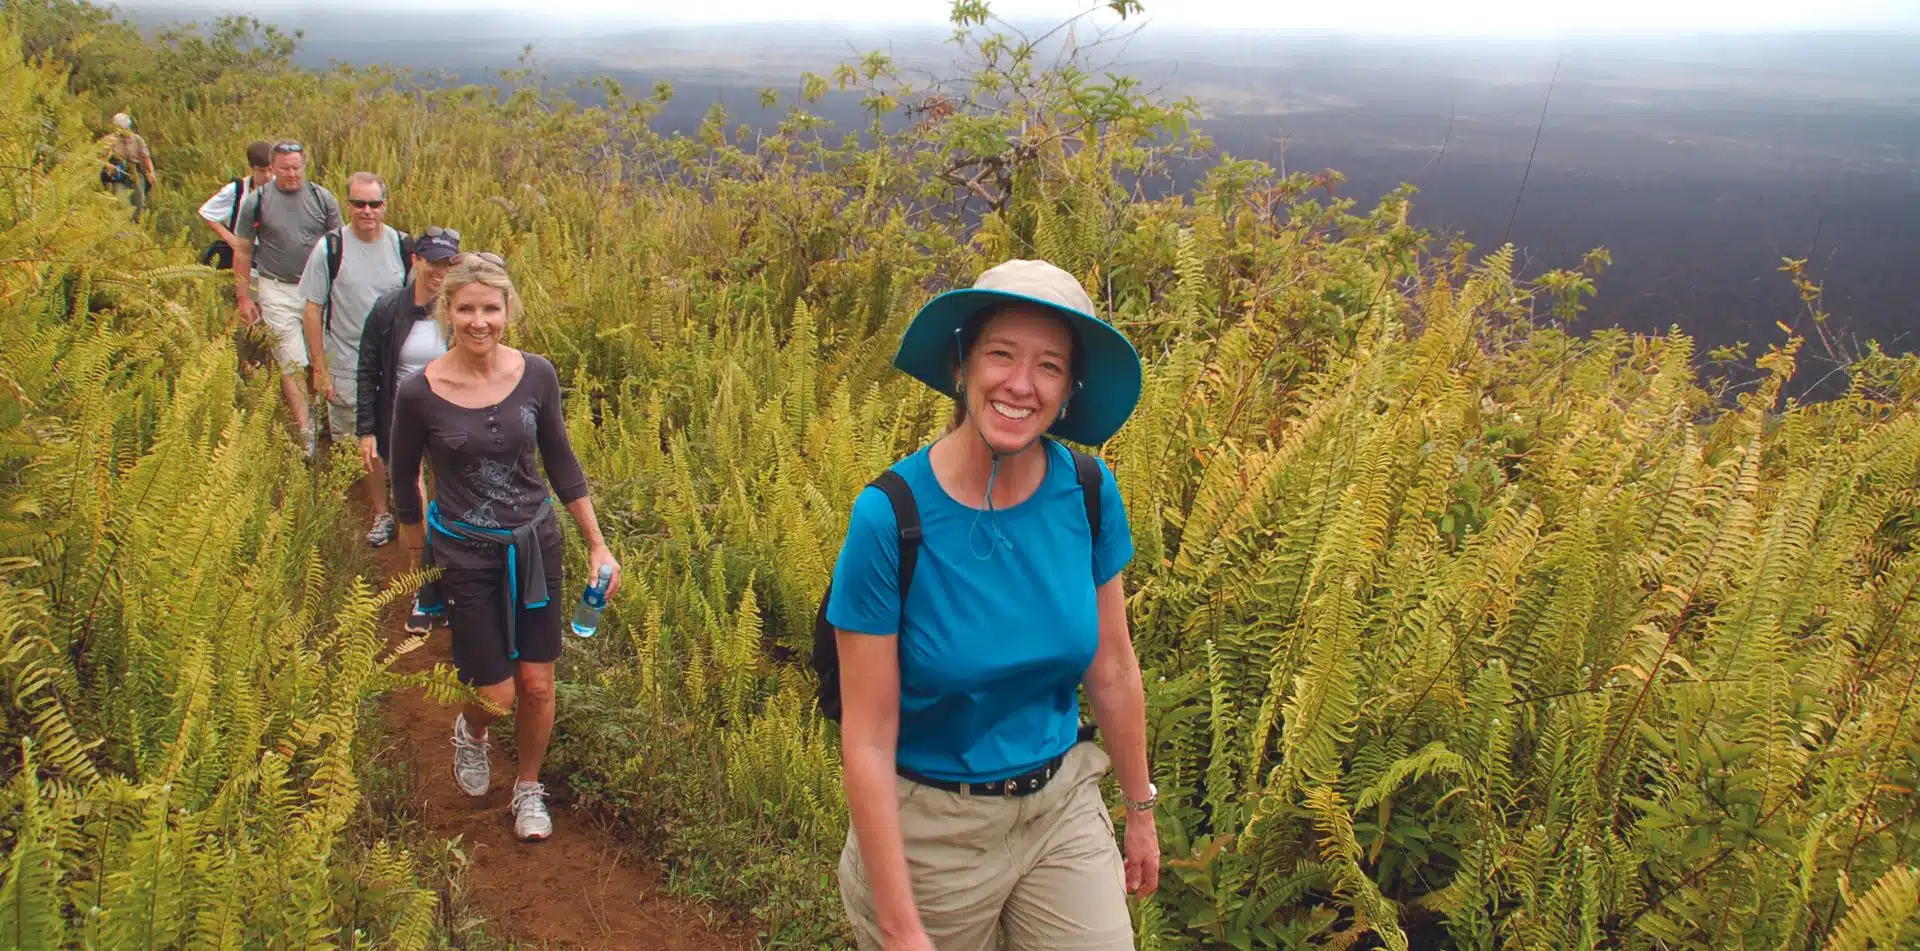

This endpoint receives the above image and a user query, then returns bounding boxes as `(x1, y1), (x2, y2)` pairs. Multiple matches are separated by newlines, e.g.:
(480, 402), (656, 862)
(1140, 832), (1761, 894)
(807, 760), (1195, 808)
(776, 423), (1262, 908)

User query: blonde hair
(436, 256), (521, 335)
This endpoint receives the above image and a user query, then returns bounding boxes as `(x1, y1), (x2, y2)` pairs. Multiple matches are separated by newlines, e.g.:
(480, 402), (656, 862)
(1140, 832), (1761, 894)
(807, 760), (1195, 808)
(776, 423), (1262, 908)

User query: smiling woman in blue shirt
(827, 259), (1158, 951)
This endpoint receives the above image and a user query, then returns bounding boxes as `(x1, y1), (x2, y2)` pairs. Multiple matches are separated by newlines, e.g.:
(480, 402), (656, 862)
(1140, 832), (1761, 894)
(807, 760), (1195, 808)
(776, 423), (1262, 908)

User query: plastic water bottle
(569, 563), (615, 637)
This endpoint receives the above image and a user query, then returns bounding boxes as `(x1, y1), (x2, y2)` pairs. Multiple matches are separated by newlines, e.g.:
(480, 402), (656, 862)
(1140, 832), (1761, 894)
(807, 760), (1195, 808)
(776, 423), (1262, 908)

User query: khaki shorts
(256, 277), (308, 374)
(839, 742), (1132, 951)
(324, 379), (357, 441)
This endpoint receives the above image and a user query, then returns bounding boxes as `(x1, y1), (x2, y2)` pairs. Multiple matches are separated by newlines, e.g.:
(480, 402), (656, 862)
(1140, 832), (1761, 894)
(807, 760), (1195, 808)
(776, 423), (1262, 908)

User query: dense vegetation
(5, 0), (1919, 947)
(0, 12), (460, 947)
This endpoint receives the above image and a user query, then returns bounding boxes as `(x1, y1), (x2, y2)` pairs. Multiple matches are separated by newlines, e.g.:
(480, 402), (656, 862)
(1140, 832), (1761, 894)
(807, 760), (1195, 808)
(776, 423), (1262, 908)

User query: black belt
(899, 724), (1097, 798)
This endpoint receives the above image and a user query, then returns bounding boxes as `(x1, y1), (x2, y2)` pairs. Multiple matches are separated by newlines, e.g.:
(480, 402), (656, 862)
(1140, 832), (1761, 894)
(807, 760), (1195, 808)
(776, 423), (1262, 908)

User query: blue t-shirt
(826, 441), (1133, 783)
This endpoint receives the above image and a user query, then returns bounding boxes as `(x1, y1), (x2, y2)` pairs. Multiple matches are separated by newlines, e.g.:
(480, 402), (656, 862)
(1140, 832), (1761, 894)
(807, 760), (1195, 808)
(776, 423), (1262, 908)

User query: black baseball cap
(415, 226), (461, 263)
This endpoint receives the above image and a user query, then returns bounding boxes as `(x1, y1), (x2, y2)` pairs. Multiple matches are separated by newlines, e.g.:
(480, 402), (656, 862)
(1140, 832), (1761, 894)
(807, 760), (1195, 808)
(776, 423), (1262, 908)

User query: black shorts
(441, 567), (565, 687)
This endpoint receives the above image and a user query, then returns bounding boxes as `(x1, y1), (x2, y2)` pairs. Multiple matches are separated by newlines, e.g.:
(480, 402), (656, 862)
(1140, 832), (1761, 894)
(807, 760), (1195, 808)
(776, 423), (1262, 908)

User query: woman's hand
(588, 545), (621, 601)
(358, 436), (379, 472)
(1123, 809), (1160, 896)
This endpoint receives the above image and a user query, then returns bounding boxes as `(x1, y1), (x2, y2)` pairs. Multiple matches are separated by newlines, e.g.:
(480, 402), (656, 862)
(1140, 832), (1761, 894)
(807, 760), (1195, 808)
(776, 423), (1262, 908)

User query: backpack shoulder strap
(396, 230), (413, 278)
(1069, 447), (1103, 541)
(224, 177), (244, 231)
(325, 230), (343, 280)
(869, 469), (921, 598)
(323, 230), (343, 329)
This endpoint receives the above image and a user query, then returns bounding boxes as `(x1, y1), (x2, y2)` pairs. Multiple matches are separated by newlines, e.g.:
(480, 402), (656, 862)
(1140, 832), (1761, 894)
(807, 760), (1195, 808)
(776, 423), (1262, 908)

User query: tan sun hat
(892, 259), (1143, 446)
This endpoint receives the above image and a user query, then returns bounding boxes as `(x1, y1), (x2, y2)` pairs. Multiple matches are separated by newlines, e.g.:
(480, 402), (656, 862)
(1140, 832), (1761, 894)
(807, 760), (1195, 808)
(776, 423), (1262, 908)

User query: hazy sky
(189, 0), (1920, 34)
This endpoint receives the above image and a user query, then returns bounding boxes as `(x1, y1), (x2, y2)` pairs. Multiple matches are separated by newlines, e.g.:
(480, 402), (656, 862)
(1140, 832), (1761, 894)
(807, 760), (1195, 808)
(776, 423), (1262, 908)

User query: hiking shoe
(366, 513), (396, 548)
(511, 781), (552, 841)
(451, 714), (491, 798)
(405, 597), (434, 634)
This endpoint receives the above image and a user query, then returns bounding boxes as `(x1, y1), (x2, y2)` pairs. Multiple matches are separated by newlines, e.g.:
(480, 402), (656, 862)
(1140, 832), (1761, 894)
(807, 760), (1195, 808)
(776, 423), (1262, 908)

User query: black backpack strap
(323, 230), (343, 330)
(1069, 447), (1102, 541)
(224, 177), (244, 231)
(869, 470), (921, 599)
(397, 230), (413, 279)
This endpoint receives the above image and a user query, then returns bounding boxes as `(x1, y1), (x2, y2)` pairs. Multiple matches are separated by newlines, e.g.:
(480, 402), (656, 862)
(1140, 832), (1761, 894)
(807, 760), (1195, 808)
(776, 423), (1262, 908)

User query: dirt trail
(370, 528), (753, 950)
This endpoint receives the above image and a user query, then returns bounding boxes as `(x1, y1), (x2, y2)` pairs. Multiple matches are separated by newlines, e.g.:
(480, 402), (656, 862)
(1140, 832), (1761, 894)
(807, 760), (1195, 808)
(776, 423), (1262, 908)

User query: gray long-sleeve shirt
(389, 351), (590, 571)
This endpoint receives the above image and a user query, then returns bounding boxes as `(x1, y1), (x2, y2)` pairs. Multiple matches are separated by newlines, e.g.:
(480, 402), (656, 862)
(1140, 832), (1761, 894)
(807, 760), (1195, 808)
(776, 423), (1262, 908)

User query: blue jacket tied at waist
(417, 498), (555, 660)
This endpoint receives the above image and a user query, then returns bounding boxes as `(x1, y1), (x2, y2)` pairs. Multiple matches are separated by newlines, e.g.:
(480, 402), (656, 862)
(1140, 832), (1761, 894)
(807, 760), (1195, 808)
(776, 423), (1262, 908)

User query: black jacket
(356, 283), (435, 457)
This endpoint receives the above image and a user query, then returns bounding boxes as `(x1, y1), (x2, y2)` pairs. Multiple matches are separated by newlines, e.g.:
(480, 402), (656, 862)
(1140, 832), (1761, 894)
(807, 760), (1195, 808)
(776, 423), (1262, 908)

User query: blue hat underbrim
(892, 287), (1143, 446)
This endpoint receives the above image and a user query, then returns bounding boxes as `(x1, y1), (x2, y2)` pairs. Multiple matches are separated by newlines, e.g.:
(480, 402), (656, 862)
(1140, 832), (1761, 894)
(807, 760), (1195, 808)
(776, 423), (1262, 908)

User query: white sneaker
(405, 596), (434, 634)
(511, 781), (552, 841)
(450, 714), (491, 797)
(366, 513), (396, 547)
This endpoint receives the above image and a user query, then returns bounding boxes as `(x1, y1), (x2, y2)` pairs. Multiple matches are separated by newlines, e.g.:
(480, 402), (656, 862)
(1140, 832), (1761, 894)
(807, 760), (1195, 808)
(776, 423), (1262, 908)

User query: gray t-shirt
(233, 182), (341, 282)
(298, 224), (408, 383)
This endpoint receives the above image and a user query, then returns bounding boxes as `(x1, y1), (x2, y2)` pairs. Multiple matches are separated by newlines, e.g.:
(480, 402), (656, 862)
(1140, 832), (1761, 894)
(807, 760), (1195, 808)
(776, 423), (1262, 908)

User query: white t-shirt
(198, 177), (257, 229)
(296, 225), (408, 384)
(397, 315), (446, 383)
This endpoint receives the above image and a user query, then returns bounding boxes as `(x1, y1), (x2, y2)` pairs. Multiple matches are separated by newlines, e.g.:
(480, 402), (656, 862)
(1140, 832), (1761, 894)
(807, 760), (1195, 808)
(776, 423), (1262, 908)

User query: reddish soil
(370, 527), (753, 950)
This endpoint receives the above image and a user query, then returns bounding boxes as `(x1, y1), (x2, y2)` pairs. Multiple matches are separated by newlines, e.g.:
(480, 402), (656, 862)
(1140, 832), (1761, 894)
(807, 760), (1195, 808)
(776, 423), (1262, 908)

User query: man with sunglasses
(232, 140), (343, 458)
(298, 171), (411, 545)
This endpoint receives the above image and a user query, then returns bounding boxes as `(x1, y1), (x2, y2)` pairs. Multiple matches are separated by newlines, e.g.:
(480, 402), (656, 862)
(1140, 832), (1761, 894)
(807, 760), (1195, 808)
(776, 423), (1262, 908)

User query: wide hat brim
(893, 286), (1143, 446)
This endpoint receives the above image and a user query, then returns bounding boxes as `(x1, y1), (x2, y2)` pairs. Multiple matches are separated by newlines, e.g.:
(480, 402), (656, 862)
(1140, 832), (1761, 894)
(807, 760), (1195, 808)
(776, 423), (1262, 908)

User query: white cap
(111, 113), (132, 130)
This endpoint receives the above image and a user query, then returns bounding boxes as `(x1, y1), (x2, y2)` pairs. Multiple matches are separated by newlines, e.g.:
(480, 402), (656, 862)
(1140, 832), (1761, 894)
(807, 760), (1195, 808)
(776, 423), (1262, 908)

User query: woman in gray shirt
(390, 254), (621, 843)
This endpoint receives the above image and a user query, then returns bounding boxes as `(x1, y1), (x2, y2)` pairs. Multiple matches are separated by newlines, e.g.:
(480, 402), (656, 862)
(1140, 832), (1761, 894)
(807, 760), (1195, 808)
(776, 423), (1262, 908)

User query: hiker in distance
(826, 259), (1159, 950)
(231, 140), (342, 459)
(101, 113), (156, 222)
(196, 140), (273, 271)
(359, 226), (462, 633)
(388, 254), (621, 843)
(298, 171), (411, 546)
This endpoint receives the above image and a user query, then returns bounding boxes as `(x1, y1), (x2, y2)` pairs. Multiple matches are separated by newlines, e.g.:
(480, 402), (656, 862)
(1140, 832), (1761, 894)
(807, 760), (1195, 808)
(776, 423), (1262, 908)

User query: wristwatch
(1123, 782), (1158, 813)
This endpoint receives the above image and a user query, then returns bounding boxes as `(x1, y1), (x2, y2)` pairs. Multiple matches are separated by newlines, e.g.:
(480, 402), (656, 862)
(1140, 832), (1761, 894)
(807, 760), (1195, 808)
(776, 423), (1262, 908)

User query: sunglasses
(460, 251), (506, 268)
(271, 141), (304, 154)
(424, 225), (461, 241)
(347, 198), (386, 209)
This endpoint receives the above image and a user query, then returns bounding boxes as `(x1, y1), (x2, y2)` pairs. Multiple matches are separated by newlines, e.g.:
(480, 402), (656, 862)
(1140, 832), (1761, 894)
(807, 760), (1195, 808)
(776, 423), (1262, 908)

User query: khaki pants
(840, 743), (1133, 951)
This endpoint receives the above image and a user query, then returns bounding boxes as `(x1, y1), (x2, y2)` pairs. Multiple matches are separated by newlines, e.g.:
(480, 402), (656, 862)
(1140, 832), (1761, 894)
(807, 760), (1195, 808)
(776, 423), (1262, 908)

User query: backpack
(197, 177), (245, 270)
(99, 158), (131, 187)
(811, 445), (1104, 722)
(321, 228), (414, 330)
